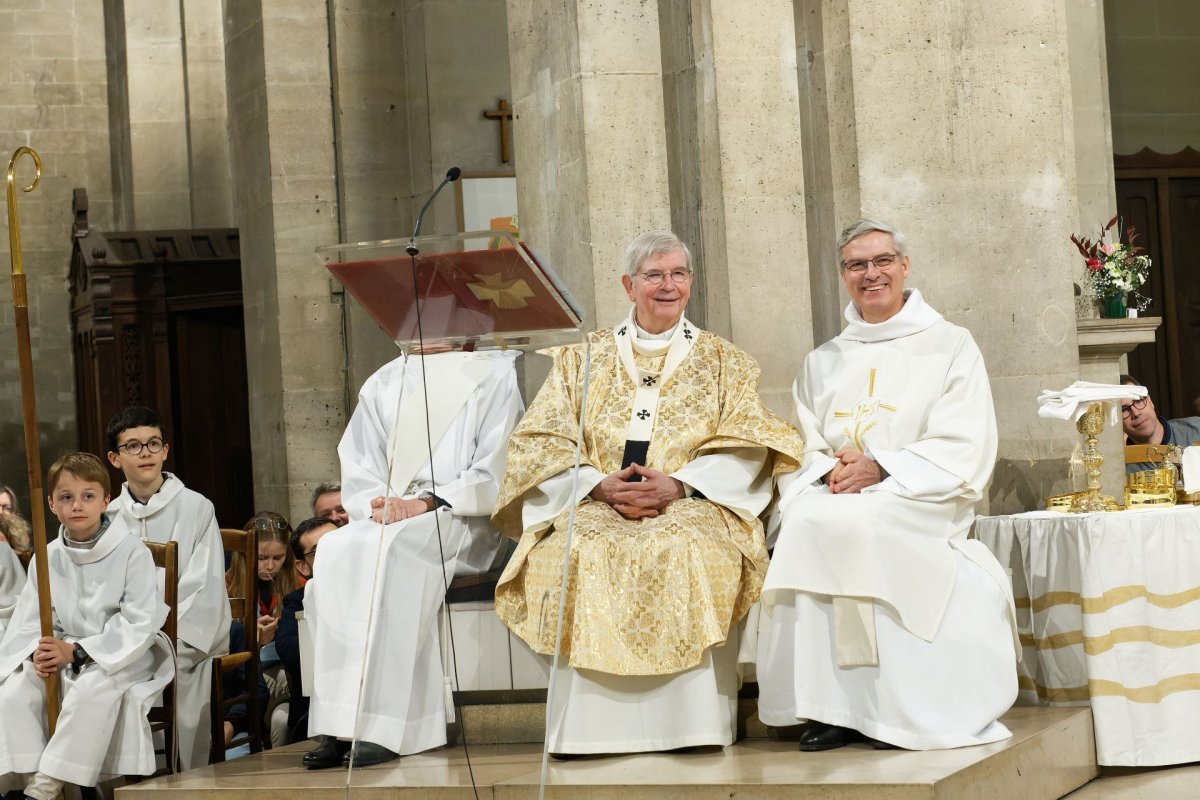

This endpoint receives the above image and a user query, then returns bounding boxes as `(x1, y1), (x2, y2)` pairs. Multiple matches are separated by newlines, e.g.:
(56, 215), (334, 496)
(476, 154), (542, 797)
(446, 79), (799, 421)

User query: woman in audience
(223, 512), (299, 749)
(0, 511), (31, 570)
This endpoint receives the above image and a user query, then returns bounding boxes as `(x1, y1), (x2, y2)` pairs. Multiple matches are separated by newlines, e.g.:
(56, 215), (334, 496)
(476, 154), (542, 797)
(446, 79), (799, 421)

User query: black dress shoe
(303, 735), (350, 769)
(345, 741), (399, 767)
(797, 722), (864, 751)
(868, 737), (899, 750)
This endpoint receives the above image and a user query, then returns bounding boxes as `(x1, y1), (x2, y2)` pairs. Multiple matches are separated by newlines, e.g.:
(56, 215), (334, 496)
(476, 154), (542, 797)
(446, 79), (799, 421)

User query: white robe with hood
(307, 350), (522, 755)
(0, 516), (173, 788)
(757, 289), (1019, 750)
(0, 542), (23, 636)
(108, 473), (230, 769)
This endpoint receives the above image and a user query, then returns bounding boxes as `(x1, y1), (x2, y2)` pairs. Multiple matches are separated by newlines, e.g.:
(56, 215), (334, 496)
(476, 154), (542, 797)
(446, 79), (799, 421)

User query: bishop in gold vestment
(493, 230), (802, 754)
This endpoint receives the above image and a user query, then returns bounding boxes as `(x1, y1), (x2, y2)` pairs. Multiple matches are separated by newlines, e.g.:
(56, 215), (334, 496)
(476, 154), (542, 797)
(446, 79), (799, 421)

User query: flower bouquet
(1070, 215), (1152, 318)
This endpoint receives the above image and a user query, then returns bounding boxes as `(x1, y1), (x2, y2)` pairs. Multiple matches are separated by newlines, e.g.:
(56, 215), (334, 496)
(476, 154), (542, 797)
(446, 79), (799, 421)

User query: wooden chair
(143, 540), (179, 775)
(209, 528), (265, 763)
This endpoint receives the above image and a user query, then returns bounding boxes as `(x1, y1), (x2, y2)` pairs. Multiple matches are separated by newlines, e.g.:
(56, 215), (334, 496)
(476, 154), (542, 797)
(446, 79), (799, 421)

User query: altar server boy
(106, 405), (230, 769)
(0, 453), (172, 800)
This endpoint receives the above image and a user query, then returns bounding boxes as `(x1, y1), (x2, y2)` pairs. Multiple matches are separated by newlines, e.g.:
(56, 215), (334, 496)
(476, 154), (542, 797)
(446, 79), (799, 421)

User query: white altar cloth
(975, 505), (1200, 766)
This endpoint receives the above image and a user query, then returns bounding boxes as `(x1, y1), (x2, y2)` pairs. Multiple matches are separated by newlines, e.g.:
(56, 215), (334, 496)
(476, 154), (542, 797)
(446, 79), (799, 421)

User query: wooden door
(1116, 149), (1200, 420)
(169, 306), (254, 528)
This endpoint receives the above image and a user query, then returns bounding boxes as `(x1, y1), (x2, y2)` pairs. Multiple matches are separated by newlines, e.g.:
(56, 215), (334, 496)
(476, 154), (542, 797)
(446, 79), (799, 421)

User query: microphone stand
(406, 166), (461, 257)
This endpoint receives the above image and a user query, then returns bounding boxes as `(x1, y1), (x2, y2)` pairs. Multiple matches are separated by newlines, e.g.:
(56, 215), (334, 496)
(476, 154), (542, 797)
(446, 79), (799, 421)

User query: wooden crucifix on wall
(484, 98), (515, 164)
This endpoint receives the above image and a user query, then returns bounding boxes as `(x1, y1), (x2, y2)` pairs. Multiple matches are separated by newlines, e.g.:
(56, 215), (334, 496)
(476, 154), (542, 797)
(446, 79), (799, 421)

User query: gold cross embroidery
(833, 368), (897, 451)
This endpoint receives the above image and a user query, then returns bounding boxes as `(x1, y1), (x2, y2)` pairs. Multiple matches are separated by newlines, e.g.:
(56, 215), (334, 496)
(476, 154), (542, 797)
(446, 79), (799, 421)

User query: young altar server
(757, 219), (1019, 751)
(106, 406), (231, 769)
(303, 348), (522, 768)
(0, 453), (172, 800)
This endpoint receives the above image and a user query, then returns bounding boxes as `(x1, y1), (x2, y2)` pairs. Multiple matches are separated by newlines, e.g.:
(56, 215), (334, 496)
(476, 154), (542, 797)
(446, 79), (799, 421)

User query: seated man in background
(310, 482), (348, 527)
(276, 515), (341, 743)
(758, 219), (1018, 752)
(303, 348), (522, 768)
(1121, 374), (1200, 473)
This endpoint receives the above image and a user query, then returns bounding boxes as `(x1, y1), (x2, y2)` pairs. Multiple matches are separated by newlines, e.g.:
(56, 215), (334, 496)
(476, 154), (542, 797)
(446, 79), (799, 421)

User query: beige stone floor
(1067, 765), (1200, 799)
(119, 706), (1097, 799)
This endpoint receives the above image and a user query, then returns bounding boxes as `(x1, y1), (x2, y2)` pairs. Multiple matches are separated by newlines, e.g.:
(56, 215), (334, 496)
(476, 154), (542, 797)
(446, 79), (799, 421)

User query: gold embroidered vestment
(493, 329), (802, 676)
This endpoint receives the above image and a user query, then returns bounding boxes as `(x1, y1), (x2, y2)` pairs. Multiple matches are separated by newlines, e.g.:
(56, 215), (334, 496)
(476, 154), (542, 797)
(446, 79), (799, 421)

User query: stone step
(117, 706), (1097, 800)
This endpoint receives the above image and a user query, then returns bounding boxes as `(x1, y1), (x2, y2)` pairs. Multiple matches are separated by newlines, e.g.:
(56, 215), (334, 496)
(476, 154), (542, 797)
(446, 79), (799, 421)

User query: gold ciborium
(1070, 401), (1122, 512)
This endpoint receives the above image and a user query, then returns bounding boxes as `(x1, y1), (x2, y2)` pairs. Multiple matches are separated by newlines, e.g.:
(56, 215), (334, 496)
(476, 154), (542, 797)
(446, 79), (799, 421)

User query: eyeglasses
(301, 545), (318, 564)
(251, 516), (290, 532)
(115, 438), (165, 456)
(1121, 397), (1149, 416)
(634, 269), (692, 286)
(841, 253), (901, 274)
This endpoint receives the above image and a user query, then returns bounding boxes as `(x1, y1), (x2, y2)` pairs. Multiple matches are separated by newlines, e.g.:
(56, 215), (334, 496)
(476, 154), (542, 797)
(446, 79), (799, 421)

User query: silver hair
(310, 480), (341, 510)
(836, 219), (908, 267)
(622, 230), (693, 277)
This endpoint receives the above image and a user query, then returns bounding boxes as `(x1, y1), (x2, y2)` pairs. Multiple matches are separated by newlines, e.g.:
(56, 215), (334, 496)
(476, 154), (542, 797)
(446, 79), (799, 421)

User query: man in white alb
(303, 349), (522, 768)
(757, 219), (1018, 751)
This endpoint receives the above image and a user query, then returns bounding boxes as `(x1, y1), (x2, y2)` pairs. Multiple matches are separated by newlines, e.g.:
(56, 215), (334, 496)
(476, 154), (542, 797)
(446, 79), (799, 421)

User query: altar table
(975, 505), (1200, 766)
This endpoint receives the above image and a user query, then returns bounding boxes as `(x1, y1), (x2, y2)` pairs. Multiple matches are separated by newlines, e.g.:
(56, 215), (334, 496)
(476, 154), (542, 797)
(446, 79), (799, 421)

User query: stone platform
(117, 707), (1097, 800)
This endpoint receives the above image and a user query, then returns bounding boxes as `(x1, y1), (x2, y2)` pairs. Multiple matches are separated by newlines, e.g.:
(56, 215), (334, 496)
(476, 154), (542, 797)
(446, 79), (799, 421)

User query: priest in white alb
(303, 348), (522, 769)
(493, 230), (803, 755)
(757, 219), (1019, 751)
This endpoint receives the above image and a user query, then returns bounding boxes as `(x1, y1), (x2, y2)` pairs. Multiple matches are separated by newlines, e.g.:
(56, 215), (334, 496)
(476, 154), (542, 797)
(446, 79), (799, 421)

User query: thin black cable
(409, 247), (481, 800)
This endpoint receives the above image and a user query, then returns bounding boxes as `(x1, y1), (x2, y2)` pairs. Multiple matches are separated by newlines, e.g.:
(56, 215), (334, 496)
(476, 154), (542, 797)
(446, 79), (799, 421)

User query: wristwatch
(417, 491), (437, 512)
(71, 643), (91, 674)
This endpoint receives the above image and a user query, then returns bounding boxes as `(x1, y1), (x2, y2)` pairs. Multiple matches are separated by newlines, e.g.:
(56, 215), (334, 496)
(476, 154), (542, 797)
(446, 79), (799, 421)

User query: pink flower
(1099, 243), (1114, 255)
(1087, 257), (1103, 272)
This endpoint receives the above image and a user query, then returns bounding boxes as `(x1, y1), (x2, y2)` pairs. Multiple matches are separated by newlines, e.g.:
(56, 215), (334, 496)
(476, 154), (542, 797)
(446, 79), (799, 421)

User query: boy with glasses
(105, 405), (231, 770)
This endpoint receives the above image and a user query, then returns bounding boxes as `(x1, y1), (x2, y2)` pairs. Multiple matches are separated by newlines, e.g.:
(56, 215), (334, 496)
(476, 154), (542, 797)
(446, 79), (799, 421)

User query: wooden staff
(7, 146), (59, 731)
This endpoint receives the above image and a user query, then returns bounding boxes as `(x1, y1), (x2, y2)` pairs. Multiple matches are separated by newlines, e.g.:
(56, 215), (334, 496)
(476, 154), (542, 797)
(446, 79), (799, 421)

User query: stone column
(181, 0), (235, 227)
(660, 0), (814, 412)
(225, 0), (345, 520)
(506, 0), (673, 342)
(122, 0), (192, 228)
(805, 0), (1086, 512)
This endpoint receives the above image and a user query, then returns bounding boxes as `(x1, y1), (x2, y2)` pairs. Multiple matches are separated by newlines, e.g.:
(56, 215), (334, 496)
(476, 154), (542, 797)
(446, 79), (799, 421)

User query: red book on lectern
(318, 231), (584, 349)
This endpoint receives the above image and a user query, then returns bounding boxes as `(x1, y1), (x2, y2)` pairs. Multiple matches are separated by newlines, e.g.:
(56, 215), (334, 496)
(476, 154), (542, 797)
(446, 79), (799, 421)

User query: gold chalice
(1069, 402), (1122, 512)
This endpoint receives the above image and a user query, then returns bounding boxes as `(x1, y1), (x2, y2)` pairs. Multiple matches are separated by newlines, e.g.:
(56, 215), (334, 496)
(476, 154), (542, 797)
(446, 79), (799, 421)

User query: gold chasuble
(494, 324), (802, 676)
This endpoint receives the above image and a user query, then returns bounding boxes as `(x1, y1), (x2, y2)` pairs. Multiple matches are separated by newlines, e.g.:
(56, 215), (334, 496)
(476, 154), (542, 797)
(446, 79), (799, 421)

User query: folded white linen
(1036, 381), (1148, 424)
(1184, 446), (1200, 494)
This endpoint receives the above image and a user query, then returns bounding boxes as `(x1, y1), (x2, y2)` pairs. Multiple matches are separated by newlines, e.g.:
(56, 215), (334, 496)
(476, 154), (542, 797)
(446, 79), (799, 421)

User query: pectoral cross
(484, 99), (515, 163)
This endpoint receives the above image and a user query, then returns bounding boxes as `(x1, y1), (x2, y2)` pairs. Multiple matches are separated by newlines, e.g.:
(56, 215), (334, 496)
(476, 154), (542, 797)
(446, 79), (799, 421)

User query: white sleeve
(338, 368), (397, 522)
(520, 466), (606, 536)
(671, 447), (773, 522)
(864, 448), (965, 499)
(177, 502), (233, 656)
(433, 363), (525, 517)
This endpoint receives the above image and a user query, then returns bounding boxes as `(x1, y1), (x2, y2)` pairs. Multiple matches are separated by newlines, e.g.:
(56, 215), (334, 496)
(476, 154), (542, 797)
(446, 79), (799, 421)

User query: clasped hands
(825, 447), (885, 494)
(589, 463), (684, 519)
(32, 636), (73, 678)
(370, 495), (431, 524)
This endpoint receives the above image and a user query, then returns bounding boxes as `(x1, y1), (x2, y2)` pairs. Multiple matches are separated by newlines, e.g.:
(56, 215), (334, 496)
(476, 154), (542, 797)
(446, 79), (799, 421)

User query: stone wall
(1106, 0), (1200, 155)
(0, 0), (115, 514)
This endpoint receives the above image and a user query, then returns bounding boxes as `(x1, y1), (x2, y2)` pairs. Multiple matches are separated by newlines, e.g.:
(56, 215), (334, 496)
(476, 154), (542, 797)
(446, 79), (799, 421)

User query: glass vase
(1101, 293), (1128, 319)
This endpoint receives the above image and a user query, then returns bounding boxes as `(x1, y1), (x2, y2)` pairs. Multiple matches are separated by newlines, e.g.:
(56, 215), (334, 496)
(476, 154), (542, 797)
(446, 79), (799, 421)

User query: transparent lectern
(308, 230), (586, 791)
(317, 230), (585, 352)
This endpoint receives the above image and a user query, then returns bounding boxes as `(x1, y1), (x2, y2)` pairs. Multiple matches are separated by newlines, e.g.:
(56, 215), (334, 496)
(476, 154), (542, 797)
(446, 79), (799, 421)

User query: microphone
(408, 167), (462, 251)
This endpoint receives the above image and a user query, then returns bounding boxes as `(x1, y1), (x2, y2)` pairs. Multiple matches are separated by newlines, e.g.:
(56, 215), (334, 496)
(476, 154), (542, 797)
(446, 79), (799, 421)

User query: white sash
(384, 352), (492, 497)
(614, 309), (698, 443)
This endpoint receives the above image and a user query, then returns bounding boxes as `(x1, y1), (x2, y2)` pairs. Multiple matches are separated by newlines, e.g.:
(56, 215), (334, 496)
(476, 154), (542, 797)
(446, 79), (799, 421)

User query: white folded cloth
(1184, 446), (1200, 494)
(1036, 381), (1148, 424)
